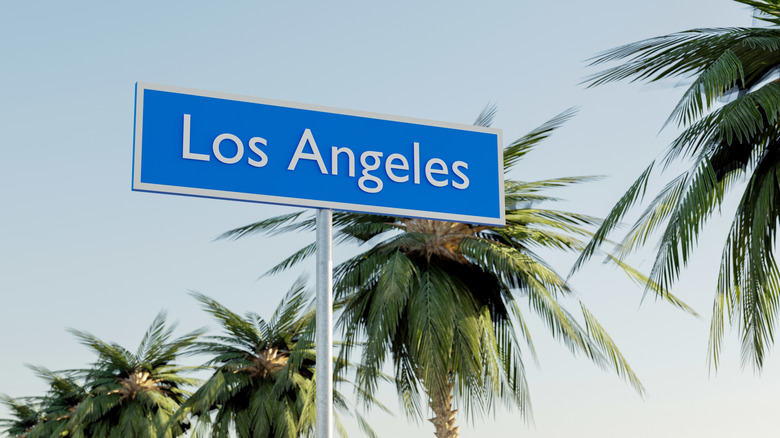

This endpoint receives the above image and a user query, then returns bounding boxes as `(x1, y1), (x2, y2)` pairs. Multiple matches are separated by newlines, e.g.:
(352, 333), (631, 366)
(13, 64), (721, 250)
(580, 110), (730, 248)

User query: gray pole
(316, 208), (333, 438)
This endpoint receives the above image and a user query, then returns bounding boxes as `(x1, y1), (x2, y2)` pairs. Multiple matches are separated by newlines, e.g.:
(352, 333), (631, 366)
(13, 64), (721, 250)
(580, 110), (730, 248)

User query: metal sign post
(315, 208), (333, 438)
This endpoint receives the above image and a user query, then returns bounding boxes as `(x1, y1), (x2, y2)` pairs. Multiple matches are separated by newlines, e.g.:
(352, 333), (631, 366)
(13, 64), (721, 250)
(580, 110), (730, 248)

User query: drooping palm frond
(579, 304), (644, 394)
(644, 157), (724, 294)
(581, 1), (780, 368)
(571, 162), (656, 275)
(711, 149), (780, 368)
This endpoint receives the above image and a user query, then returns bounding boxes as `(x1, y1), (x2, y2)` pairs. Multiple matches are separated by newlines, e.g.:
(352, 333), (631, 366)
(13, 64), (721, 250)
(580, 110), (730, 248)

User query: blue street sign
(133, 83), (505, 225)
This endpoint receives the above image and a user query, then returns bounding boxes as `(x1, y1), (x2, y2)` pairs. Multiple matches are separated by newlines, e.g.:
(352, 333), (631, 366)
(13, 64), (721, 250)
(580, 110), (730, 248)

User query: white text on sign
(181, 114), (470, 195)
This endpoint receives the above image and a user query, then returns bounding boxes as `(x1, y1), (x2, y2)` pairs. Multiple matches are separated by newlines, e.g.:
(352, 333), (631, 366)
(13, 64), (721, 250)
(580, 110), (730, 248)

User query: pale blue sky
(1, 1), (778, 437)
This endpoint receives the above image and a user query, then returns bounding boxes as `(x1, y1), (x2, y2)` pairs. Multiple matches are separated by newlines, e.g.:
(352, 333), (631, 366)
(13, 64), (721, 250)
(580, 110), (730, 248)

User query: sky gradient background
(1, 1), (778, 437)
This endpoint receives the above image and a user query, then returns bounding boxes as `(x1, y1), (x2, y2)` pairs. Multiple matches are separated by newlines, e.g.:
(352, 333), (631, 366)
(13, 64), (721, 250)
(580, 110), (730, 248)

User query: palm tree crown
(64, 312), (204, 438)
(577, 0), (780, 369)
(178, 282), (315, 438)
(177, 280), (384, 438)
(1, 367), (88, 438)
(0, 395), (42, 438)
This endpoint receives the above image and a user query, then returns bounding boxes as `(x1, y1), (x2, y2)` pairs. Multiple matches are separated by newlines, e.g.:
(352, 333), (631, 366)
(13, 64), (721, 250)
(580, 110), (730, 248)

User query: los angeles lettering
(180, 114), (470, 194)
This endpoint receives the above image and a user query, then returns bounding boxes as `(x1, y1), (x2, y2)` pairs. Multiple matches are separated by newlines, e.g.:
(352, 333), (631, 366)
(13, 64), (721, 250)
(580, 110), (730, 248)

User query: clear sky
(1, 1), (778, 437)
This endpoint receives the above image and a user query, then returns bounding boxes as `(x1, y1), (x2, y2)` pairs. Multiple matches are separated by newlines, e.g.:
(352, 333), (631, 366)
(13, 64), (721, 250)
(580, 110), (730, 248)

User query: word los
(180, 114), (470, 194)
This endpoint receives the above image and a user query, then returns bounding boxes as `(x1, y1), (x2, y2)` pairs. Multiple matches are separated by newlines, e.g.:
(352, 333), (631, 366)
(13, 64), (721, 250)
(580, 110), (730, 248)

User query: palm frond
(665, 48), (744, 128)
(571, 162), (655, 275)
(262, 243), (317, 278)
(605, 255), (698, 315)
(473, 103), (498, 128)
(646, 156), (723, 295)
(579, 304), (645, 395)
(586, 28), (752, 86)
(738, 0), (780, 24)
(217, 211), (311, 240)
(711, 152), (780, 369)
(190, 291), (264, 349)
(503, 108), (577, 171)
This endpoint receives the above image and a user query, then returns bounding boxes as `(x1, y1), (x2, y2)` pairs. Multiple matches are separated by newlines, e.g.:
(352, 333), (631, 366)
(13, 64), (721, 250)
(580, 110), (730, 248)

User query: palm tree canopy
(577, 0), (780, 369)
(0, 366), (91, 438)
(26, 367), (87, 438)
(176, 280), (386, 438)
(64, 311), (204, 438)
(0, 395), (42, 437)
(219, 107), (683, 434)
(179, 281), (315, 438)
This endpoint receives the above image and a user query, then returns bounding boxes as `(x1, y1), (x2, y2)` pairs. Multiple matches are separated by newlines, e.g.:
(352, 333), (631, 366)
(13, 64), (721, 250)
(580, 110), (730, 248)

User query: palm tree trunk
(428, 381), (458, 438)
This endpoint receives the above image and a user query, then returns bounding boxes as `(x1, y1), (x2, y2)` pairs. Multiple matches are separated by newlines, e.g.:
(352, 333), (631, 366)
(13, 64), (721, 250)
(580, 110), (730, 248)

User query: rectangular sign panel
(133, 83), (504, 225)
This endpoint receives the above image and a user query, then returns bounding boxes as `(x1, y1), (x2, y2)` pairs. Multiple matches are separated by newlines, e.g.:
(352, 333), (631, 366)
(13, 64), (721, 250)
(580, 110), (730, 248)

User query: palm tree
(27, 367), (87, 438)
(63, 312), (204, 438)
(173, 279), (384, 438)
(575, 0), (780, 369)
(1, 367), (87, 438)
(0, 395), (41, 437)
(221, 107), (677, 438)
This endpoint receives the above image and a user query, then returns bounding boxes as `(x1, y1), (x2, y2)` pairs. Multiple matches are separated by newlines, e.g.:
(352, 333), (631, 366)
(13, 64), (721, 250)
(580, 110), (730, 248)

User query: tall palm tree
(575, 0), (780, 369)
(221, 107), (679, 438)
(63, 312), (204, 438)
(173, 280), (385, 438)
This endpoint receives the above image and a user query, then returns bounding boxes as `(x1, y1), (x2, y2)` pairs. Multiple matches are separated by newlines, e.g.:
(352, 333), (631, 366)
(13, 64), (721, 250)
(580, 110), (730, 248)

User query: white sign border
(133, 82), (505, 226)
